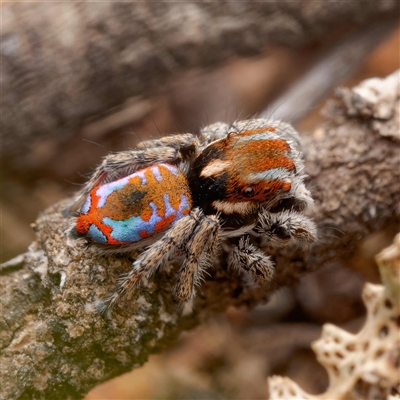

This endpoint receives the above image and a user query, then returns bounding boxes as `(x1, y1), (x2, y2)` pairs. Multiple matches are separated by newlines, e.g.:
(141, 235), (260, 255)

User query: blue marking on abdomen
(163, 193), (191, 222)
(102, 202), (163, 243)
(165, 193), (190, 223)
(81, 194), (91, 214)
(163, 194), (175, 217)
(88, 224), (108, 243)
(151, 166), (162, 182)
(177, 194), (191, 216)
(136, 170), (147, 185)
(163, 164), (179, 175)
(96, 175), (131, 208)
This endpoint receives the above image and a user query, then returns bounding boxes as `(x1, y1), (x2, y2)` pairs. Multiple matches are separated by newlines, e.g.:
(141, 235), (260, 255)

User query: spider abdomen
(75, 163), (192, 245)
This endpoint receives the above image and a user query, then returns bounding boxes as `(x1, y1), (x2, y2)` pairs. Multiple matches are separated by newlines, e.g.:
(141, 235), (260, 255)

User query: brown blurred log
(2, 1), (399, 162)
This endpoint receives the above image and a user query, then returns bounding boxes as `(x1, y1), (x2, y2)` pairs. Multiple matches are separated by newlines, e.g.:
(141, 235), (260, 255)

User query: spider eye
(242, 187), (254, 198)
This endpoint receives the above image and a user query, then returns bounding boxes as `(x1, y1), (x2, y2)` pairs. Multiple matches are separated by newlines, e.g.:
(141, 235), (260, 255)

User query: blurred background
(2, 3), (399, 399)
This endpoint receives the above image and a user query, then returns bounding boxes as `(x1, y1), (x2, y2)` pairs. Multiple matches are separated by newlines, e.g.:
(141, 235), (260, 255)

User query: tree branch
(2, 1), (399, 160)
(1, 71), (399, 400)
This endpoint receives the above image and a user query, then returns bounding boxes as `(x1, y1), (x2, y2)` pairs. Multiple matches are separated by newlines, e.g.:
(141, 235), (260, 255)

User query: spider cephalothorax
(71, 119), (317, 310)
(190, 123), (309, 217)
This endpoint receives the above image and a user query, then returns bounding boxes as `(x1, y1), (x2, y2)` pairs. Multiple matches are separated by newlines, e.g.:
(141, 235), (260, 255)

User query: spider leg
(135, 134), (199, 177)
(100, 208), (210, 310)
(173, 214), (220, 304)
(228, 236), (275, 286)
(136, 133), (198, 153)
(199, 122), (230, 145)
(228, 210), (316, 287)
(256, 209), (317, 250)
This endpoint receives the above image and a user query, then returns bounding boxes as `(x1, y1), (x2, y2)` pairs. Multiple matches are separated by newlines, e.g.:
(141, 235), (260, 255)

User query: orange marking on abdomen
(142, 167), (165, 218)
(140, 206), (154, 222)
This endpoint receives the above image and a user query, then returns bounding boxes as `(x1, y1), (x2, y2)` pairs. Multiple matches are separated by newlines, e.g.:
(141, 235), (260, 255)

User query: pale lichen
(334, 70), (400, 141)
(268, 233), (400, 400)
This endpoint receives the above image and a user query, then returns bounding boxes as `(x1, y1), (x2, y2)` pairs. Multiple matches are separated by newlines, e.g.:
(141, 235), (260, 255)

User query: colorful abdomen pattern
(76, 164), (192, 245)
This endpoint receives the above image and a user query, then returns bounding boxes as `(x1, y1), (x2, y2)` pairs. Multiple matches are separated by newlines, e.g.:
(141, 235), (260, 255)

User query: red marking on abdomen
(75, 191), (100, 234)
(155, 214), (176, 233)
(139, 230), (153, 239)
(76, 215), (90, 234)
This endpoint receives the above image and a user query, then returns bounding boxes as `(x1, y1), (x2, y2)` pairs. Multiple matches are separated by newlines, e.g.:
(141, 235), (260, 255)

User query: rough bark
(2, 1), (399, 160)
(1, 71), (399, 400)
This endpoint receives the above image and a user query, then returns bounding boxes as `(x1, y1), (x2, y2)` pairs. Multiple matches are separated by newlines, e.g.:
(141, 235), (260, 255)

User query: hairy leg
(100, 208), (213, 311)
(228, 236), (275, 286)
(136, 133), (198, 153)
(256, 209), (317, 250)
(173, 214), (220, 303)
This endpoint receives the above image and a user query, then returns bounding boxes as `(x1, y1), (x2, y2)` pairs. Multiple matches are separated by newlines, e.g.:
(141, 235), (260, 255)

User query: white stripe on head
(200, 160), (231, 178)
(234, 132), (280, 144)
(212, 200), (258, 215)
(247, 168), (291, 182)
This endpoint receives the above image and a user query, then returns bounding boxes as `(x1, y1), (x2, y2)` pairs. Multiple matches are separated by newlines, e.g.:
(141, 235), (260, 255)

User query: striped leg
(228, 236), (275, 286)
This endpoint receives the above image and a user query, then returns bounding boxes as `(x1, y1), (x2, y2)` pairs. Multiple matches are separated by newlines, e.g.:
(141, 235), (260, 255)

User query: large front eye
(242, 187), (254, 198)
